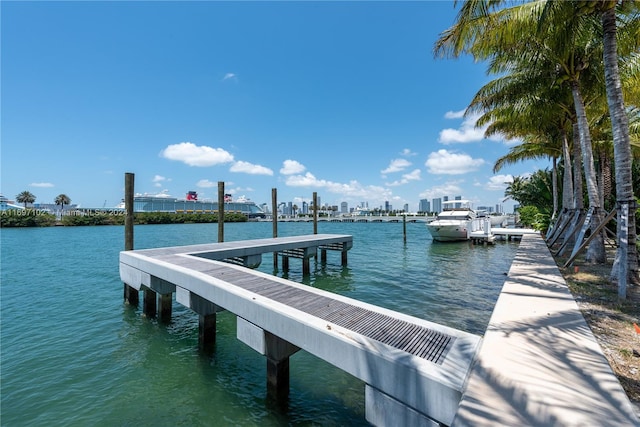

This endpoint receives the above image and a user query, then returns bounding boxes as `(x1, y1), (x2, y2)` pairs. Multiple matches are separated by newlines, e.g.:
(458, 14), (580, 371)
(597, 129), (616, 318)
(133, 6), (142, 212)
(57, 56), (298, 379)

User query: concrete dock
(452, 234), (639, 426)
(119, 233), (638, 426)
(120, 234), (482, 426)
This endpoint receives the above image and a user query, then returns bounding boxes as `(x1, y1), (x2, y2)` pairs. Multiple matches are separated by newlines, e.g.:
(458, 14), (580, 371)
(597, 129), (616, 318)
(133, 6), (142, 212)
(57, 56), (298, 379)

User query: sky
(2, 1), (549, 213)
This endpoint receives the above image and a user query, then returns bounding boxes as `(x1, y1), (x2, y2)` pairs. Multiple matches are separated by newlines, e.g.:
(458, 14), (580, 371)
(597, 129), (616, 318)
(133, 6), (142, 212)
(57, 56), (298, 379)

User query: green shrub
(0, 210), (57, 227)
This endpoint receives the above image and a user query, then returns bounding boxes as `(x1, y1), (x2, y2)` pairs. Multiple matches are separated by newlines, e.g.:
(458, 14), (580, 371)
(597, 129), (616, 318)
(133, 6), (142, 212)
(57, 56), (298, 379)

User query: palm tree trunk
(561, 129), (574, 210)
(571, 81), (605, 264)
(551, 157), (558, 220)
(572, 123), (584, 211)
(602, 6), (639, 287)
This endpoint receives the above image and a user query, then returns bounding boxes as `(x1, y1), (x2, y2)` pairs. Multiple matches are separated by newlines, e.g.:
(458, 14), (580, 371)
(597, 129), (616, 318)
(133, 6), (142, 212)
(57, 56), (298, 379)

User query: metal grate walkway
(167, 256), (454, 364)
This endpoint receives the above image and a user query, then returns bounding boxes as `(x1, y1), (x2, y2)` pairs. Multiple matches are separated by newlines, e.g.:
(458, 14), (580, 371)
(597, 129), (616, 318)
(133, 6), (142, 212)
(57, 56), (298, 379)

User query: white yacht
(426, 201), (477, 242)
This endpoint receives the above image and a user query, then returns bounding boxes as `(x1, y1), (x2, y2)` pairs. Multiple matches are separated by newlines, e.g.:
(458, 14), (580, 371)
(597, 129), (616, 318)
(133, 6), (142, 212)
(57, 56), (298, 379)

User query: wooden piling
(218, 181), (224, 243)
(403, 214), (407, 244)
(313, 192), (318, 235)
(123, 172), (138, 305)
(272, 188), (278, 270)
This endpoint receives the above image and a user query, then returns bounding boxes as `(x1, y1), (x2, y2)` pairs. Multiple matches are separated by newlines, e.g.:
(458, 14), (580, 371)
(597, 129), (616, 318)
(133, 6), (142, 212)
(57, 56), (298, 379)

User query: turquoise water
(1, 222), (518, 426)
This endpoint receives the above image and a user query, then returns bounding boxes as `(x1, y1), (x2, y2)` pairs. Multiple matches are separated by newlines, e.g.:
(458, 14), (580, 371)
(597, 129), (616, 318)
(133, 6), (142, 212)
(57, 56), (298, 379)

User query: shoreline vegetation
(555, 250), (640, 411)
(3, 216), (638, 412)
(0, 210), (249, 227)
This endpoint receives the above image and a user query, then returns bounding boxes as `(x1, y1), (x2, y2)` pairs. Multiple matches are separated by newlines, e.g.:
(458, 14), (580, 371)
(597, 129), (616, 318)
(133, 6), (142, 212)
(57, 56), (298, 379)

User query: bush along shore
(0, 210), (249, 227)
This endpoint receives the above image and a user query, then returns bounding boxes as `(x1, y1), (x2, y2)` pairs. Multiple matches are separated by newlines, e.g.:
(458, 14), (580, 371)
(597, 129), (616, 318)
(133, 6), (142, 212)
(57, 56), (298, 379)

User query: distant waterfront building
(340, 202), (348, 214)
(496, 204), (502, 214)
(384, 201), (391, 212)
(403, 203), (409, 213)
(432, 198), (442, 213)
(419, 199), (430, 213)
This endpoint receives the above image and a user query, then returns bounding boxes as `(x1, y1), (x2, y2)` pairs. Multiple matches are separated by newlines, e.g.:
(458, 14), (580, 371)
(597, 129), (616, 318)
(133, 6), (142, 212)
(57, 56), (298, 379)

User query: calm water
(1, 222), (518, 426)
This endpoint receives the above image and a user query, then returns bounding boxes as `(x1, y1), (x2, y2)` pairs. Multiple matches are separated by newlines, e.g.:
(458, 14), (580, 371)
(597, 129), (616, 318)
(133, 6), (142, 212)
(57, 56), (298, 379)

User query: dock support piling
(272, 188), (278, 270)
(265, 332), (300, 405)
(199, 313), (216, 352)
(302, 258), (310, 276)
(217, 181), (224, 243)
(123, 172), (139, 305)
(143, 288), (157, 317)
(282, 256), (289, 272)
(313, 192), (318, 235)
(321, 249), (327, 264)
(342, 250), (348, 266)
(159, 293), (172, 323)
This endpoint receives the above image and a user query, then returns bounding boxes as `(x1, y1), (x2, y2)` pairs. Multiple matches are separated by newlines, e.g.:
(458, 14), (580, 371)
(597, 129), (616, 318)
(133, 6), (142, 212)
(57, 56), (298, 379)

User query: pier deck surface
(452, 234), (639, 426)
(127, 233), (353, 259)
(120, 234), (481, 426)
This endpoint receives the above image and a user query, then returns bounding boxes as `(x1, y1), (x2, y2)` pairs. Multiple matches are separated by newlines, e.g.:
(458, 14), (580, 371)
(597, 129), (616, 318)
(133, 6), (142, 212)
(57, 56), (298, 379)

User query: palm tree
(55, 194), (71, 211)
(16, 191), (36, 208)
(434, 0), (608, 263)
(598, 1), (640, 286)
(435, 0), (640, 289)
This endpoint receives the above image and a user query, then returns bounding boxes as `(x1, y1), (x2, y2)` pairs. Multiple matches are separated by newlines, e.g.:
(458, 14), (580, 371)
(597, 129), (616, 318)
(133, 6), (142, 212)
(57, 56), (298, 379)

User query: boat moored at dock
(426, 201), (478, 242)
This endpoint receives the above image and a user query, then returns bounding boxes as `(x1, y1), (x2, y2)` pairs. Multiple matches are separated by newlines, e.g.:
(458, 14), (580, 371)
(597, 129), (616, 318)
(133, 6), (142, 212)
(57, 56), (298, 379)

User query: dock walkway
(120, 234), (481, 426)
(452, 234), (639, 426)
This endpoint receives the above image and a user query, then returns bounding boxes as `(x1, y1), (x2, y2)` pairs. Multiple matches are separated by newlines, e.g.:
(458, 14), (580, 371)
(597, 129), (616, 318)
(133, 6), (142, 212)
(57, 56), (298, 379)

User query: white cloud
(486, 174), (514, 191)
(444, 109), (466, 119)
(285, 172), (392, 202)
(419, 181), (465, 201)
(152, 175), (171, 183)
(381, 158), (412, 174)
(161, 142), (234, 167)
(439, 111), (487, 144)
(280, 159), (306, 175)
(425, 149), (485, 175)
(222, 73), (237, 81)
(386, 169), (421, 186)
(30, 182), (54, 188)
(196, 179), (217, 188)
(230, 161), (273, 175)
(153, 175), (171, 187)
(400, 148), (417, 156)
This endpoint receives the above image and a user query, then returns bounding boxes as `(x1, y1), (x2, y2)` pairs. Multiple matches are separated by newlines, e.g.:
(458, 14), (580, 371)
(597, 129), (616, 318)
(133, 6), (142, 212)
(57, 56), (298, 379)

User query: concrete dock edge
(452, 234), (639, 426)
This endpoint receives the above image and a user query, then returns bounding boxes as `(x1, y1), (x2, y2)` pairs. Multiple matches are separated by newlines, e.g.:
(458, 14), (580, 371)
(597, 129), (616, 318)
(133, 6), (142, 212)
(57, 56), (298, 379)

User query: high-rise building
(403, 203), (409, 213)
(340, 202), (348, 214)
(419, 199), (430, 213)
(384, 201), (391, 212)
(432, 198), (442, 213)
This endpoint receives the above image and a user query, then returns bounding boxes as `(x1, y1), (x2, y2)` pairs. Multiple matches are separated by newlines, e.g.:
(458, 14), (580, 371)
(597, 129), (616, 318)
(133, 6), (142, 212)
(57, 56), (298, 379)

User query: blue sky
(2, 1), (548, 212)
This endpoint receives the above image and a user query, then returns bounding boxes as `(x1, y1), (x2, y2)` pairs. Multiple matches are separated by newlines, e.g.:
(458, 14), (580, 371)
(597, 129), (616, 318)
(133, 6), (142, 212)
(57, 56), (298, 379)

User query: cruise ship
(126, 192), (266, 219)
